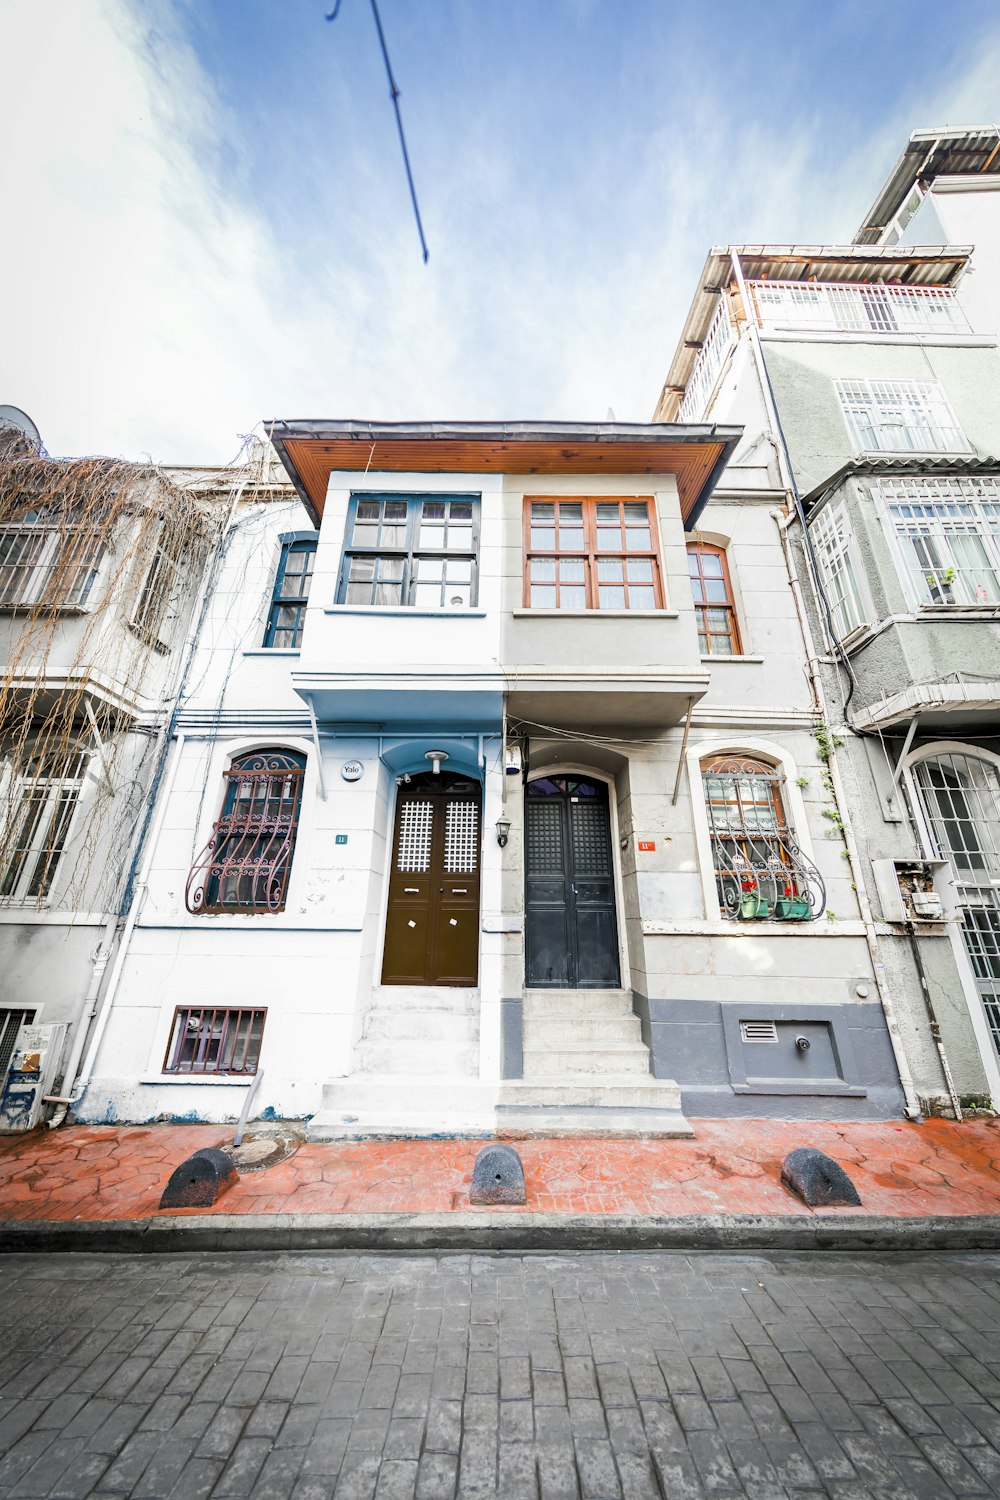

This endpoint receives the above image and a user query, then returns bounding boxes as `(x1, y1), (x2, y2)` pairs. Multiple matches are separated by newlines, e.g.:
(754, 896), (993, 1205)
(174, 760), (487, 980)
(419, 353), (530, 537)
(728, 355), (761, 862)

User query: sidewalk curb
(3, 1212), (1000, 1254)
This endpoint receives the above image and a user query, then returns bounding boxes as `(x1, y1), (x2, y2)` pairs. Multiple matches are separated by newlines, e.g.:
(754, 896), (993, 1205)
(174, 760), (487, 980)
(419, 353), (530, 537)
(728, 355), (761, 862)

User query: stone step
(498, 1075), (683, 1110)
(308, 1075), (495, 1140)
(523, 1014), (642, 1046)
(523, 988), (633, 1012)
(522, 1043), (651, 1078)
(354, 1039), (479, 1076)
(373, 986), (479, 1014)
(363, 1011), (479, 1043)
(497, 1107), (694, 1138)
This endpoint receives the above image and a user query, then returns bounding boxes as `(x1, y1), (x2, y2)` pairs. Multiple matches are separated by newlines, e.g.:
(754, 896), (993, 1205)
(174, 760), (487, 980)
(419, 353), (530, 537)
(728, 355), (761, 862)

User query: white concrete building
(79, 420), (908, 1134)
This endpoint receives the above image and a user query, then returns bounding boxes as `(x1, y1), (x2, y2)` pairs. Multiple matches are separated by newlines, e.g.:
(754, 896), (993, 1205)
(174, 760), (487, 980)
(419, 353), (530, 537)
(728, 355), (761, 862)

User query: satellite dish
(0, 406), (41, 452)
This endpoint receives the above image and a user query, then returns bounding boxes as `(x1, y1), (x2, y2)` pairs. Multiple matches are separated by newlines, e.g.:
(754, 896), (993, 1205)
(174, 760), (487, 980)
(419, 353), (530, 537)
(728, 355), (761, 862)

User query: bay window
(337, 495), (479, 608)
(877, 475), (1000, 607)
(524, 497), (663, 610)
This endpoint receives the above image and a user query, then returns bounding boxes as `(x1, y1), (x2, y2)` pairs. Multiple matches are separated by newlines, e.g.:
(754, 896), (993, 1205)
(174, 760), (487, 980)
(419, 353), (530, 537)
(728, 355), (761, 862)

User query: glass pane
(349, 556), (376, 582)
(419, 521), (445, 548)
(445, 583), (471, 607)
(373, 578), (404, 605)
(381, 521), (407, 547)
(415, 558), (443, 581)
(598, 586), (626, 609)
(559, 503), (583, 521)
(422, 501), (446, 520)
(444, 559), (472, 583)
(345, 581), (370, 603)
(626, 558), (653, 582)
(595, 503), (619, 521)
(625, 528), (651, 550)
(531, 585), (556, 607)
(531, 527), (556, 550)
(412, 583), (441, 607)
(356, 499), (380, 520)
(688, 554), (701, 576)
(443, 524), (472, 552)
(629, 586), (656, 609)
(531, 502), (554, 520)
(703, 578), (728, 601)
(351, 524), (379, 547)
(713, 635), (734, 656)
(560, 559), (585, 583)
(597, 558), (624, 581)
(560, 586), (586, 608)
(451, 501), (473, 520)
(558, 527), (585, 550)
(384, 500), (407, 520)
(700, 553), (724, 575)
(706, 608), (730, 630)
(596, 527), (622, 551)
(623, 503), (648, 522)
(378, 558), (405, 582)
(531, 558), (556, 582)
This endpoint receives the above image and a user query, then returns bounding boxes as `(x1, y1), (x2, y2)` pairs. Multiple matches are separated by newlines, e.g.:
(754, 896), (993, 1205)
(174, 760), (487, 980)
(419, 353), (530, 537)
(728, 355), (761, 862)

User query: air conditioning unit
(0, 1022), (67, 1131)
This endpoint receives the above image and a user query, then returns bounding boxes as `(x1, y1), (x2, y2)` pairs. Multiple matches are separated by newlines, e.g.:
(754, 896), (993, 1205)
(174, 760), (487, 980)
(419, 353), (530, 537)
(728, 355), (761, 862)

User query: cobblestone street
(3, 1251), (1000, 1499)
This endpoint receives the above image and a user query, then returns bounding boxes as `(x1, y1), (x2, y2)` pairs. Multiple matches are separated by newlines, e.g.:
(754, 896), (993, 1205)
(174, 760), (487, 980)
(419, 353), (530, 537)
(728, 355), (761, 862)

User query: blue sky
(3, 0), (1000, 462)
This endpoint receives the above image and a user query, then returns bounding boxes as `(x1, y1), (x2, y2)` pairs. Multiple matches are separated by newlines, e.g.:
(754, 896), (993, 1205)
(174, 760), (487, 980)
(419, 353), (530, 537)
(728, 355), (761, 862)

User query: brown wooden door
(382, 772), (481, 986)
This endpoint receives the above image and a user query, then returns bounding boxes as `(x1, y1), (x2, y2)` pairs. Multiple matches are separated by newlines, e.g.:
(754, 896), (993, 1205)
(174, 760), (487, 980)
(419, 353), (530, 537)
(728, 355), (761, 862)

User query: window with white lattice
(836, 378), (970, 455)
(0, 513), (103, 611)
(809, 501), (869, 639)
(875, 475), (1000, 608)
(0, 744), (89, 904)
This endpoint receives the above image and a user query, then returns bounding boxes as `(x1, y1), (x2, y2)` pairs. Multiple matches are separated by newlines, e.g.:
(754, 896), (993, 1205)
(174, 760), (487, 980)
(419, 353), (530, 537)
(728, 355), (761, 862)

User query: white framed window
(131, 528), (186, 647)
(0, 514), (103, 610)
(809, 502), (868, 638)
(337, 494), (480, 608)
(875, 475), (1000, 607)
(836, 378), (970, 455)
(0, 745), (89, 904)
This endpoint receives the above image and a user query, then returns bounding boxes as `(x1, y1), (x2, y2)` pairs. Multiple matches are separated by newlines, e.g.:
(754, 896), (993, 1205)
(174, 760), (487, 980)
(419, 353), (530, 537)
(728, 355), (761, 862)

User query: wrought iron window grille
(163, 1005), (266, 1075)
(185, 749), (306, 914)
(702, 757), (825, 921)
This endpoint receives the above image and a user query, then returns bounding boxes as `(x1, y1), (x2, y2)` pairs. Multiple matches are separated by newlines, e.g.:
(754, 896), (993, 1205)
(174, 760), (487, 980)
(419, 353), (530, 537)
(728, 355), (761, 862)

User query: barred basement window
(185, 749), (306, 914)
(702, 756), (824, 921)
(0, 745), (89, 904)
(0, 512), (103, 609)
(263, 534), (317, 647)
(163, 1006), (266, 1075)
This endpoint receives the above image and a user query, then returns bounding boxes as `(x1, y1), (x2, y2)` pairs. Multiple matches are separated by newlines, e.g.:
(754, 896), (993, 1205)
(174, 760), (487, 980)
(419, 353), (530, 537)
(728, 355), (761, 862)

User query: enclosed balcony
(748, 279), (970, 337)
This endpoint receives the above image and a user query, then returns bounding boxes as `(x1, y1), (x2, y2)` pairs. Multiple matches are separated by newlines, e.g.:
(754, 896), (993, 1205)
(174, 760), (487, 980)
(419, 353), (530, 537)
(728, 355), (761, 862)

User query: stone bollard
(781, 1147), (861, 1207)
(159, 1147), (239, 1210)
(470, 1143), (526, 1205)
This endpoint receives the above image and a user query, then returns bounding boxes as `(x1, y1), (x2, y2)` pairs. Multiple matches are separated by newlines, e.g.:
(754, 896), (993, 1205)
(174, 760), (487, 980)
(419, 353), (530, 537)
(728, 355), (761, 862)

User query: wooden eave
(267, 422), (742, 529)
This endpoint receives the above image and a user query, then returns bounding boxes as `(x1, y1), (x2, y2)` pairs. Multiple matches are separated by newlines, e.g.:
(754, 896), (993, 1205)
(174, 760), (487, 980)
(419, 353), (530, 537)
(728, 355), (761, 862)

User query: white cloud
(2, 0), (999, 461)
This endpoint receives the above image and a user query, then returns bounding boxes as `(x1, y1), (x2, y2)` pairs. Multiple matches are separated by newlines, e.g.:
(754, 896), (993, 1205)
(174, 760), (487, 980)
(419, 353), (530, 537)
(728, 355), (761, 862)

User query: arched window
(701, 755), (823, 921)
(911, 750), (1000, 1052)
(186, 749), (306, 914)
(687, 543), (742, 655)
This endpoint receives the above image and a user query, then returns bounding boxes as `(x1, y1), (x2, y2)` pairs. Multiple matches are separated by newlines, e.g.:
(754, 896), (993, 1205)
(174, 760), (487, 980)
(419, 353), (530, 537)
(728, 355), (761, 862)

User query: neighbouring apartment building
(77, 419), (907, 1135)
(0, 424), (286, 1129)
(655, 124), (1000, 1116)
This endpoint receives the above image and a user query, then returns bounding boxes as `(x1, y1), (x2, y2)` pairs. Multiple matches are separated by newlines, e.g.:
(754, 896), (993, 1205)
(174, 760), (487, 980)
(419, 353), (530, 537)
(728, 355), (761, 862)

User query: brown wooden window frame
(687, 542), (743, 655)
(522, 496), (665, 611)
(163, 1005), (266, 1075)
(701, 755), (825, 921)
(185, 749), (306, 915)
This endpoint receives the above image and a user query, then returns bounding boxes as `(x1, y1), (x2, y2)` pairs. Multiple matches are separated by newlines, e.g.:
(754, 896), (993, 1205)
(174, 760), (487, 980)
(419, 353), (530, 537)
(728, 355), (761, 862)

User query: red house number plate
(638, 841), (656, 852)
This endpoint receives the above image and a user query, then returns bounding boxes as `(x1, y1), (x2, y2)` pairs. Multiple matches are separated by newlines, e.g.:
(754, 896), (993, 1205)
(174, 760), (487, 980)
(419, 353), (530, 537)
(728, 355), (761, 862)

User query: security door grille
(338, 495), (479, 608)
(444, 802), (479, 874)
(836, 378), (970, 455)
(164, 1006), (265, 1074)
(875, 475), (1000, 607)
(397, 802), (434, 871)
(185, 750), (306, 913)
(912, 752), (1000, 1053)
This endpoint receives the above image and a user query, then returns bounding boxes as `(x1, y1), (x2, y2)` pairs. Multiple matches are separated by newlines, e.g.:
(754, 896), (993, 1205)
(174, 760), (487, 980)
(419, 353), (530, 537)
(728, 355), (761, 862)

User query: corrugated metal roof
(801, 453), (1000, 508)
(654, 244), (973, 422)
(855, 125), (1000, 244)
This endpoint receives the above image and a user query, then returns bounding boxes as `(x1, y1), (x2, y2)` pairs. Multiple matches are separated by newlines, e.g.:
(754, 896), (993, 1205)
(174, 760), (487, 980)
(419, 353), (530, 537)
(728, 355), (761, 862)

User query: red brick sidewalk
(1, 1118), (1000, 1221)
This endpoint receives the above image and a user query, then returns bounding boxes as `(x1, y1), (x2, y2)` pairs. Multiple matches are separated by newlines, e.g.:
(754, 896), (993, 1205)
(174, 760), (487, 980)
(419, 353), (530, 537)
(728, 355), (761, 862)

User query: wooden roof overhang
(266, 420), (742, 530)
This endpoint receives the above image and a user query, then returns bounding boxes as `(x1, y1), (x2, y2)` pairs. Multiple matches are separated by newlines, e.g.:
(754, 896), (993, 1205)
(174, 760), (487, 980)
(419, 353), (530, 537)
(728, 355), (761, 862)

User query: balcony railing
(710, 830), (826, 922)
(679, 297), (736, 422)
(748, 279), (970, 337)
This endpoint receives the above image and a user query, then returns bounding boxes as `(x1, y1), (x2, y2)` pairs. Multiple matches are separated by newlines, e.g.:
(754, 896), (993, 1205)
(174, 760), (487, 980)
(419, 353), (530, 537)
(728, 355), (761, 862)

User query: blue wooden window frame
(336, 494), (480, 608)
(263, 533), (318, 648)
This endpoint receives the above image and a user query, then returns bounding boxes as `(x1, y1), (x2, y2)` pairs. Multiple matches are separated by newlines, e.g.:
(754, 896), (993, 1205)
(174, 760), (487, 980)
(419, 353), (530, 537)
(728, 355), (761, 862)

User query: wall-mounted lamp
(424, 750), (449, 776)
(496, 816), (511, 848)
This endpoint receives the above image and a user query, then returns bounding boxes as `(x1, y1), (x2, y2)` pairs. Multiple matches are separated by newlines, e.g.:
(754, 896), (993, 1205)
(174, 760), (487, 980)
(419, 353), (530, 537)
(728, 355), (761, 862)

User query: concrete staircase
(497, 988), (692, 1136)
(307, 987), (493, 1140)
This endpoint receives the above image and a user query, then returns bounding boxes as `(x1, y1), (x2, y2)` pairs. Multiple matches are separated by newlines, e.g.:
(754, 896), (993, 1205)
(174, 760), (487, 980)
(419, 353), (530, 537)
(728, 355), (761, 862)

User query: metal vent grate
(740, 1020), (778, 1044)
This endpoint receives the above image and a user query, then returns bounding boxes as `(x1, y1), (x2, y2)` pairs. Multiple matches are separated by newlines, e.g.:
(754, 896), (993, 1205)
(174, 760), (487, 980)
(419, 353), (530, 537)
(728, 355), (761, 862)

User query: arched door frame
(903, 739), (1000, 1103)
(523, 762), (631, 992)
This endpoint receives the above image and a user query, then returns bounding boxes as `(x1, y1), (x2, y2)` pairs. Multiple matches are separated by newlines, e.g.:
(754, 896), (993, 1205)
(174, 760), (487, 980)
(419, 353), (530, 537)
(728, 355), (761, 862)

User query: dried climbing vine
(0, 426), (219, 909)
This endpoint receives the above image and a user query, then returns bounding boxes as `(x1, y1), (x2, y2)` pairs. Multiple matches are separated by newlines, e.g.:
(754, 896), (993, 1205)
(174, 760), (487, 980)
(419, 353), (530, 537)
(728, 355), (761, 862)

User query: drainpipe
(906, 919), (962, 1120)
(44, 913), (117, 1128)
(770, 506), (923, 1122)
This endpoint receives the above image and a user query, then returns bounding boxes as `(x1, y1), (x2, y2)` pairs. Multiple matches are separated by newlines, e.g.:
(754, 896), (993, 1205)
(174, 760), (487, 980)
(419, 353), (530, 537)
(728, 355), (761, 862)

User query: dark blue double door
(524, 775), (621, 988)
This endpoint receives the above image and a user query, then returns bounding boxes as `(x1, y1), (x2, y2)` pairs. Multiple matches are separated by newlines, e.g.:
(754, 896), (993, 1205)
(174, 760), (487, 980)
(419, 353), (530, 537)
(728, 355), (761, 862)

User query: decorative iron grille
(185, 749), (306, 914)
(702, 757), (825, 921)
(163, 1006), (265, 1074)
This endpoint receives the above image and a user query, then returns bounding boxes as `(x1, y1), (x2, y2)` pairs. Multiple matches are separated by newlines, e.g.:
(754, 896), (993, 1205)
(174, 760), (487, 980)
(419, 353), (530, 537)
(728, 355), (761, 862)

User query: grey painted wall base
(501, 997), (523, 1079)
(634, 994), (905, 1119)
